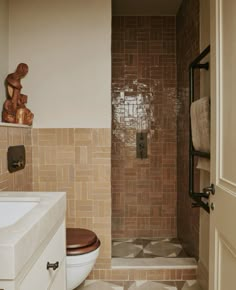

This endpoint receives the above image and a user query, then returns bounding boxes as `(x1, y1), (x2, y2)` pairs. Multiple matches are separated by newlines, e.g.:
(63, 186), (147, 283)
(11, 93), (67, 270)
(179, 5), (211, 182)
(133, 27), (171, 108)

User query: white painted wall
(0, 0), (9, 107)
(9, 0), (111, 128)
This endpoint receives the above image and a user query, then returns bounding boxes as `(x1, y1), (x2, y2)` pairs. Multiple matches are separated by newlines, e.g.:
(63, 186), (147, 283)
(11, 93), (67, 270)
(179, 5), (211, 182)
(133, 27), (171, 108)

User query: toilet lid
(66, 228), (97, 249)
(67, 238), (100, 256)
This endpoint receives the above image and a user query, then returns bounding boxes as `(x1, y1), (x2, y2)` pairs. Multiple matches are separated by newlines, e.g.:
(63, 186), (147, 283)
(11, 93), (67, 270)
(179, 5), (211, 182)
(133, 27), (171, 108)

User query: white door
(209, 0), (236, 289)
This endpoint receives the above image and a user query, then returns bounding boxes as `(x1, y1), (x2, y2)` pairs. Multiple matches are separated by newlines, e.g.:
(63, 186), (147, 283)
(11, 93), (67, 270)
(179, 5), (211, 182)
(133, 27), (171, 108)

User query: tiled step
(112, 257), (197, 269)
(76, 280), (202, 290)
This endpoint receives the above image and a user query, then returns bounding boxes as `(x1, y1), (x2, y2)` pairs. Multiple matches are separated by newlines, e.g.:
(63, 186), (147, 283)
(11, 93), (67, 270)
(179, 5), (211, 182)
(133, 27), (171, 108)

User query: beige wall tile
(8, 127), (24, 145)
(56, 147), (75, 164)
(38, 129), (57, 146)
(56, 128), (74, 146)
(38, 146), (57, 165)
(0, 127), (8, 149)
(30, 127), (194, 281)
(74, 129), (93, 146)
(38, 165), (57, 182)
(32, 128), (112, 267)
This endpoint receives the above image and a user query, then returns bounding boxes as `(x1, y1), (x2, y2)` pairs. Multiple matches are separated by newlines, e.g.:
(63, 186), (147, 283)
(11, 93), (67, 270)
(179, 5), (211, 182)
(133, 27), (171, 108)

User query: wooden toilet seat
(66, 228), (100, 256)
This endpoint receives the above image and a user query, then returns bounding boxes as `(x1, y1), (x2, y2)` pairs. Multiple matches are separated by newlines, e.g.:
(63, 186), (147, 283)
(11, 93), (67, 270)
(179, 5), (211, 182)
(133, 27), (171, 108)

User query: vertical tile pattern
(112, 16), (177, 238)
(32, 128), (112, 269)
(0, 126), (32, 192)
(176, 0), (200, 259)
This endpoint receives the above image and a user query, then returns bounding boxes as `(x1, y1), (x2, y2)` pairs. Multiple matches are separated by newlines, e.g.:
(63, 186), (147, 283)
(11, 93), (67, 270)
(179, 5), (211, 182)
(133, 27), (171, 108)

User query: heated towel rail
(189, 45), (213, 213)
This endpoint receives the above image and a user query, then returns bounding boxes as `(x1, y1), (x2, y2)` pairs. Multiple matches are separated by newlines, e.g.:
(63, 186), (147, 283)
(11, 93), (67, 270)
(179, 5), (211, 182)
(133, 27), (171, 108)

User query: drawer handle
(47, 261), (59, 271)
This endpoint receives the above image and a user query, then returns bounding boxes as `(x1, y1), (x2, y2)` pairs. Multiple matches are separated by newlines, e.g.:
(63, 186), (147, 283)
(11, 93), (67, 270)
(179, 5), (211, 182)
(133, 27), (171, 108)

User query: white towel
(190, 97), (210, 172)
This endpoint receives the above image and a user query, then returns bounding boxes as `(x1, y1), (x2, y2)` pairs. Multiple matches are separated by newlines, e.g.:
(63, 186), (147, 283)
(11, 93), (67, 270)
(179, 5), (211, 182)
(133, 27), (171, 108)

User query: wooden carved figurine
(2, 63), (34, 125)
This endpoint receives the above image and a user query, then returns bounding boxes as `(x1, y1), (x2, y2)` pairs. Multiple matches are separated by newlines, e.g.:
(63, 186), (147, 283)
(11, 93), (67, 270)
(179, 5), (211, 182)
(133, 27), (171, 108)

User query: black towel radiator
(189, 45), (213, 213)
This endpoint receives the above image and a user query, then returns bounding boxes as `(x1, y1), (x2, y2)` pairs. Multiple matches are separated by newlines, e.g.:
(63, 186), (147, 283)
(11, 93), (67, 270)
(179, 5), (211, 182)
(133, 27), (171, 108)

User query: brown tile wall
(0, 126), (32, 192)
(112, 16), (177, 239)
(176, 0), (200, 258)
(0, 125), (196, 280)
(32, 128), (112, 269)
(31, 127), (197, 280)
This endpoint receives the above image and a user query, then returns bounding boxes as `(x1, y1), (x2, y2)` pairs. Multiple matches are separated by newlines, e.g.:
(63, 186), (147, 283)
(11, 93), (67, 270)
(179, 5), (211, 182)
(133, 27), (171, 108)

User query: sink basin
(0, 201), (38, 228)
(0, 192), (66, 280)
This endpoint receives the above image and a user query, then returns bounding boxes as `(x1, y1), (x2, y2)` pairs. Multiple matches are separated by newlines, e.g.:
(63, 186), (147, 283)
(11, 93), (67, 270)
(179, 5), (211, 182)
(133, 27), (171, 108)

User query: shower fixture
(136, 132), (147, 159)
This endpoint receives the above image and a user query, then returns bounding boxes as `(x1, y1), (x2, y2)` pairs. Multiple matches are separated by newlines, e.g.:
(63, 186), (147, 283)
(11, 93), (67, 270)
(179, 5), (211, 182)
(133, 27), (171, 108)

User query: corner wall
(176, 0), (200, 258)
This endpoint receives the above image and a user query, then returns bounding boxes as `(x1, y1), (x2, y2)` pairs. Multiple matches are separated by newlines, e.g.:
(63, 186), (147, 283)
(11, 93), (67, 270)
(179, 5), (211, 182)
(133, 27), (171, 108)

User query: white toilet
(66, 228), (100, 290)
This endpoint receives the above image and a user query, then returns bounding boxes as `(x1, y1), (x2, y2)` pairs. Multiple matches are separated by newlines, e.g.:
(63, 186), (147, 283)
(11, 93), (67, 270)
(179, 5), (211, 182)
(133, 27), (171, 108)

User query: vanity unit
(0, 192), (66, 290)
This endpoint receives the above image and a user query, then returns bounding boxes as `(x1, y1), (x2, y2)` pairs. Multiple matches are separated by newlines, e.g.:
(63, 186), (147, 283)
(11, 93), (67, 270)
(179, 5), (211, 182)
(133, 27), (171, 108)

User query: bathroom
(0, 0), (235, 289)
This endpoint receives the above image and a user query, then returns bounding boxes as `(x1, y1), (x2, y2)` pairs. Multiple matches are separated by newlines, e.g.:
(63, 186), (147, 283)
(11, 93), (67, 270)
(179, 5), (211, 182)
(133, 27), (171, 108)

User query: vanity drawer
(19, 222), (66, 290)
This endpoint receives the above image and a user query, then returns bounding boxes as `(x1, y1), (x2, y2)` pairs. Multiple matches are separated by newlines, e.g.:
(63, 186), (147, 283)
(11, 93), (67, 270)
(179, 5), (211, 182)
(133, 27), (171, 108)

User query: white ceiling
(112, 0), (183, 16)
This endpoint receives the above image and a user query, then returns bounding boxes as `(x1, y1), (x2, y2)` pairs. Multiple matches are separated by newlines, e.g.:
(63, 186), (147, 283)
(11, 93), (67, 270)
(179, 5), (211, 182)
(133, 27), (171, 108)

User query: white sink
(0, 192), (66, 280)
(0, 201), (38, 228)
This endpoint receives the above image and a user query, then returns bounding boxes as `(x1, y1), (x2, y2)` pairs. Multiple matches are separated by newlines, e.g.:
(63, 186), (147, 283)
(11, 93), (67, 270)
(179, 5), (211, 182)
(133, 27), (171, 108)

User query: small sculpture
(2, 63), (34, 126)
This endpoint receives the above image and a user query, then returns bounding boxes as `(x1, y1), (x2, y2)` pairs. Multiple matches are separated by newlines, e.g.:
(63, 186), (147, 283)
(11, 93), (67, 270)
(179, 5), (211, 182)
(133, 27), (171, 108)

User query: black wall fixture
(7, 145), (26, 173)
(189, 45), (211, 213)
(136, 132), (148, 159)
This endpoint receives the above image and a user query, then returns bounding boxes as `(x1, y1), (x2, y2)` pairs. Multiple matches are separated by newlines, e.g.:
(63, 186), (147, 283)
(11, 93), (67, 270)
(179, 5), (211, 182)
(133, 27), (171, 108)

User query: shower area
(111, 0), (202, 268)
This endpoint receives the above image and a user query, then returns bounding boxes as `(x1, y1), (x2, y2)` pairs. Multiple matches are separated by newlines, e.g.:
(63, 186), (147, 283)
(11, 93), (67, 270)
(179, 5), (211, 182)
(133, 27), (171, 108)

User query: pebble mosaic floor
(76, 280), (202, 290)
(112, 238), (189, 258)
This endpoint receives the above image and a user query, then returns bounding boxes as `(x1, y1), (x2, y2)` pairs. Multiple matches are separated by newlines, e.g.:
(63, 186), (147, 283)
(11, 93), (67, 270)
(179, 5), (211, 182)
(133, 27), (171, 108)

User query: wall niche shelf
(0, 122), (32, 128)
